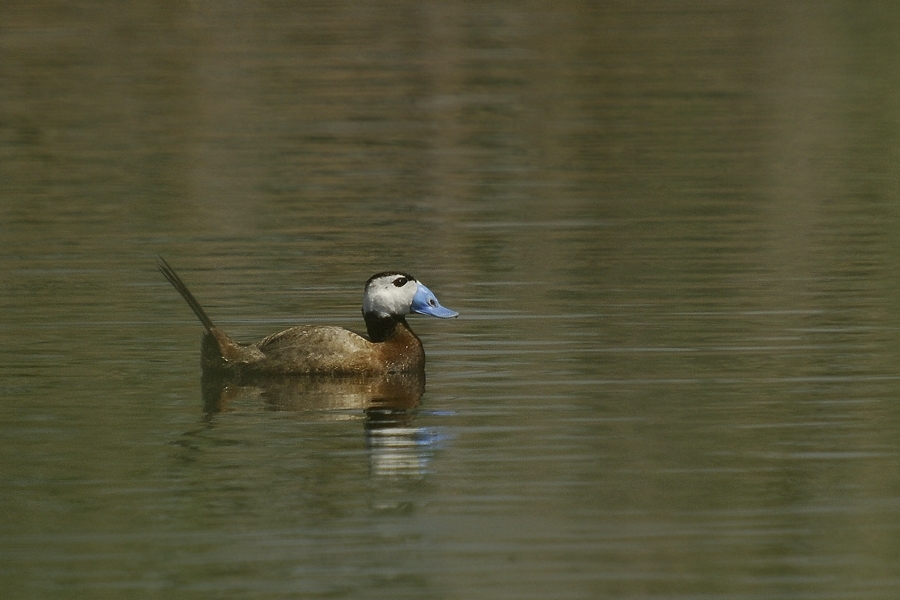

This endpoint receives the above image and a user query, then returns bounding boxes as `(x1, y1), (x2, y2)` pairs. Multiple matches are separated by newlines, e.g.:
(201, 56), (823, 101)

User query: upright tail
(157, 256), (217, 332)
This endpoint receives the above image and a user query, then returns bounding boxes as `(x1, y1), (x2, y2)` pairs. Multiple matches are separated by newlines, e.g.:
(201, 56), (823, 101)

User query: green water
(3, 1), (900, 598)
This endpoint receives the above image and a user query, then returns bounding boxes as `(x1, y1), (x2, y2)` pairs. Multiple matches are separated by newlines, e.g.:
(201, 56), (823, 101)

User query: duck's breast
(369, 323), (425, 373)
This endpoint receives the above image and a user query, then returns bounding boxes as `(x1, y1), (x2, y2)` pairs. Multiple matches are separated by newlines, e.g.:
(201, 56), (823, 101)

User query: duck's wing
(253, 325), (377, 374)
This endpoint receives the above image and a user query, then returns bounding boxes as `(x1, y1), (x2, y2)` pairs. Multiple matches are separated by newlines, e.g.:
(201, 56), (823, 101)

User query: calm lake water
(4, 1), (900, 598)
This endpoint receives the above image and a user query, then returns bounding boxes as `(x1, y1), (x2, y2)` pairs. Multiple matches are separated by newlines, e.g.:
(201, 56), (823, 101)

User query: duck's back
(255, 325), (375, 374)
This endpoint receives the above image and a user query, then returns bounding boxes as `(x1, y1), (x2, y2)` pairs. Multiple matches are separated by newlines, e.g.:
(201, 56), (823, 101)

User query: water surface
(3, 1), (900, 598)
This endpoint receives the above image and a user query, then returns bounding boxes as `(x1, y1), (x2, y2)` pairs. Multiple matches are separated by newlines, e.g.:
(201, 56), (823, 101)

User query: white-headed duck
(158, 257), (457, 376)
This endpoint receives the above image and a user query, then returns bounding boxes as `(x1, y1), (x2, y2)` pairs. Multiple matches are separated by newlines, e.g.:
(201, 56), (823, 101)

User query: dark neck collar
(363, 312), (408, 343)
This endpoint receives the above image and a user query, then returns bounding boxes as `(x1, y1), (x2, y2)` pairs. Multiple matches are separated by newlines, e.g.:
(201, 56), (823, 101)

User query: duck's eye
(393, 277), (408, 287)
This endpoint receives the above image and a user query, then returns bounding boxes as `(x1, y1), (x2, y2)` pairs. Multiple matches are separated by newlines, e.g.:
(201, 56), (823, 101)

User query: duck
(158, 257), (457, 377)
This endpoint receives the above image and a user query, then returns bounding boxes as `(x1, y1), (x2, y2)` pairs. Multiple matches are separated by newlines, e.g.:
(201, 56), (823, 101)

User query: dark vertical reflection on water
(3, 1), (900, 599)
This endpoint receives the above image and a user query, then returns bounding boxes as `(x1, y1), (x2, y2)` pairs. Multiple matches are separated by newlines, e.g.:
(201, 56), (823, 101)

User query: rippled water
(3, 1), (900, 598)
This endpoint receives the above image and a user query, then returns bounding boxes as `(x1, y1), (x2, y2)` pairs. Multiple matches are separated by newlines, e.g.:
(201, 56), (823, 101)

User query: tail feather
(157, 256), (217, 332)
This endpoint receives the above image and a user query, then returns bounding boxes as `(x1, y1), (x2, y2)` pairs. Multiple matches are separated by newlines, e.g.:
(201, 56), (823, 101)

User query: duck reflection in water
(198, 371), (425, 414)
(159, 257), (457, 478)
(199, 371), (434, 478)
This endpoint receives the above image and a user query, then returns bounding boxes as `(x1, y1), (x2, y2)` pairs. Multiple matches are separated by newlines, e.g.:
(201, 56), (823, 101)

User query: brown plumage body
(199, 318), (425, 376)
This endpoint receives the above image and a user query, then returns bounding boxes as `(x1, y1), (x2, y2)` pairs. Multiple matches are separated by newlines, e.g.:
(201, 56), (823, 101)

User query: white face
(362, 273), (419, 318)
